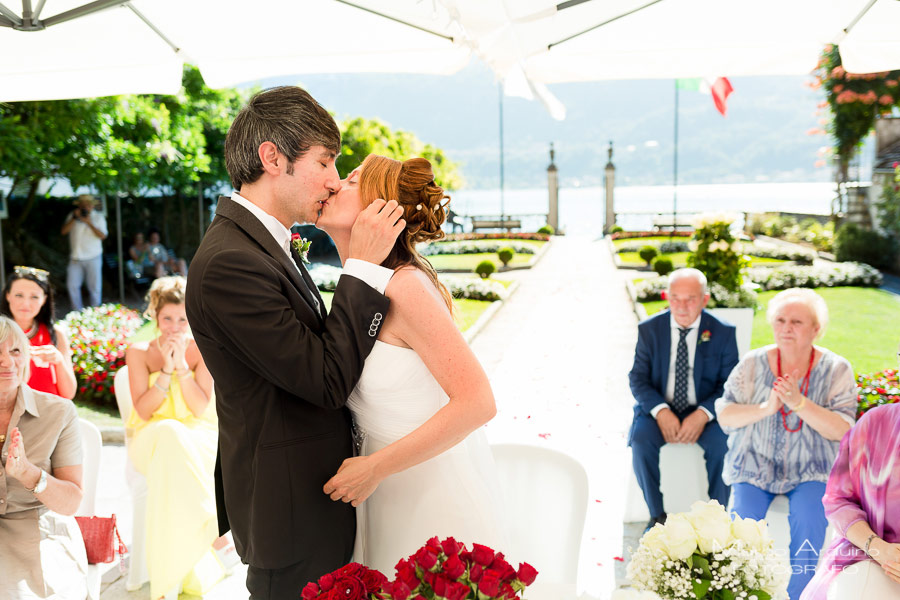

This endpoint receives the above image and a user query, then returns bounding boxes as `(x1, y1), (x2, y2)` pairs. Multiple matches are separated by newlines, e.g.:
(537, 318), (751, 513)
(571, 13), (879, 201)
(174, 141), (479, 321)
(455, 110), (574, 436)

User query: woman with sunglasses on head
(1, 266), (77, 399)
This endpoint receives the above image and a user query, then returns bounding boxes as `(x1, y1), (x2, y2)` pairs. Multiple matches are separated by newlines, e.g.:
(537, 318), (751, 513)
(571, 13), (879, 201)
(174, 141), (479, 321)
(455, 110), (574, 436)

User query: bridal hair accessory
(291, 233), (312, 265)
(14, 265), (49, 283)
(415, 204), (423, 211)
(302, 536), (538, 600)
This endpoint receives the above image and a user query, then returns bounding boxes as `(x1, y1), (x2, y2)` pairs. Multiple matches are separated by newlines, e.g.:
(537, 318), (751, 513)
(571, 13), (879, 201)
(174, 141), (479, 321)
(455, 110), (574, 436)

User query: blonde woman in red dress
(1, 266), (76, 399)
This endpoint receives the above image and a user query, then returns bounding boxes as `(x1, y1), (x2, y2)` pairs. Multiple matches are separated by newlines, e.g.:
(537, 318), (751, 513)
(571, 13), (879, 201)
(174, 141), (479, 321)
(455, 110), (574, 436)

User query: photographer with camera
(60, 194), (108, 311)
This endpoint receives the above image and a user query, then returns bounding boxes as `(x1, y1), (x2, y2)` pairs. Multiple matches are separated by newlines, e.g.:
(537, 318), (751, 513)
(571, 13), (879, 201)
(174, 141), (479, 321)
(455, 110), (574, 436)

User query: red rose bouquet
(302, 563), (388, 600)
(381, 537), (538, 600)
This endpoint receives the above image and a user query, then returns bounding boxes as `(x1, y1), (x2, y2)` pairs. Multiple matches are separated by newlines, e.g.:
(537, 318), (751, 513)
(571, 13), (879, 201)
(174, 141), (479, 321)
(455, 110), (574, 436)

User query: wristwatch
(27, 469), (48, 494)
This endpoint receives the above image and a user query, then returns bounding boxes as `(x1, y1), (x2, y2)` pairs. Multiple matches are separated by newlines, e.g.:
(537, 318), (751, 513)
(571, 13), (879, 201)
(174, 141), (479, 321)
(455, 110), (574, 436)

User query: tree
(337, 116), (463, 190)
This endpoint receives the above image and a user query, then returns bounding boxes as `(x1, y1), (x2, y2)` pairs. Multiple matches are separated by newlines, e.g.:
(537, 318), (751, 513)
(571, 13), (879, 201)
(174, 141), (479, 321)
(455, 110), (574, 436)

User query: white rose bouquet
(626, 501), (787, 600)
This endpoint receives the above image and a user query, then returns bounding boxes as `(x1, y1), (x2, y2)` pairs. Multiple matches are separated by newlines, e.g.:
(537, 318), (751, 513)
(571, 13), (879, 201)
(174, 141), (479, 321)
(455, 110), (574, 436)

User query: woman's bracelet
(160, 368), (173, 375)
(864, 533), (878, 557)
(176, 369), (191, 378)
(153, 381), (168, 393)
(795, 395), (807, 412)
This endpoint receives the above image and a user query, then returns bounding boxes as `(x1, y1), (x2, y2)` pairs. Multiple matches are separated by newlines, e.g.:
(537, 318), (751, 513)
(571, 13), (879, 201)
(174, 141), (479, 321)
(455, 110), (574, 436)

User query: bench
(471, 218), (522, 232)
(651, 214), (696, 230)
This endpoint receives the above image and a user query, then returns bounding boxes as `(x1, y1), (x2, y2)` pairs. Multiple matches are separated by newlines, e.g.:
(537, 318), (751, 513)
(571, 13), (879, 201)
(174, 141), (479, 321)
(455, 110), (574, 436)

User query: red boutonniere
(700, 330), (712, 343)
(291, 232), (311, 264)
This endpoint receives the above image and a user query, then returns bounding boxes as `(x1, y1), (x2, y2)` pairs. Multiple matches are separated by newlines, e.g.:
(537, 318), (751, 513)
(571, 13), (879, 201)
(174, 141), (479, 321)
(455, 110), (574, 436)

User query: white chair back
(490, 444), (588, 588)
(113, 366), (132, 422)
(76, 418), (102, 517)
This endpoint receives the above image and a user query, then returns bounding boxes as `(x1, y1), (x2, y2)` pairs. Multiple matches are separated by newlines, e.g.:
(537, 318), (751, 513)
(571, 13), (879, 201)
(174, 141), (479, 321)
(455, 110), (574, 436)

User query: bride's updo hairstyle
(358, 155), (453, 311)
(143, 276), (187, 321)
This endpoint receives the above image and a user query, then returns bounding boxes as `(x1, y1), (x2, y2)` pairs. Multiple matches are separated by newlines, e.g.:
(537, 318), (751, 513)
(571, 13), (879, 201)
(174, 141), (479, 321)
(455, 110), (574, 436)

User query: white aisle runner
(472, 235), (638, 600)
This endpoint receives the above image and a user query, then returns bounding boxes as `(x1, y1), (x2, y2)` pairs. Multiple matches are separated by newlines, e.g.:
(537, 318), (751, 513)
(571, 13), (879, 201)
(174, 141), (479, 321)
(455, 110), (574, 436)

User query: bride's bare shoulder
(385, 266), (444, 307)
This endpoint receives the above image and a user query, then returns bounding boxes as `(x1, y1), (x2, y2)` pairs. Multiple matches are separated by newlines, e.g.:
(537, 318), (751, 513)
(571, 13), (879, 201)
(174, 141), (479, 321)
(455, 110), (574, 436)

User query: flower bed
(635, 262), (883, 302)
(742, 243), (816, 265)
(617, 241), (690, 254)
(746, 262), (882, 290)
(419, 240), (537, 256)
(611, 231), (693, 241)
(60, 304), (147, 407)
(442, 233), (549, 242)
(856, 369), (900, 418)
(309, 265), (508, 302)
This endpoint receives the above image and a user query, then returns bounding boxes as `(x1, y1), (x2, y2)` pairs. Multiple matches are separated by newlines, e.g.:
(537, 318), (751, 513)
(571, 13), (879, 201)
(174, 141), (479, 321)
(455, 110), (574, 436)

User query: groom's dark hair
(225, 86), (341, 190)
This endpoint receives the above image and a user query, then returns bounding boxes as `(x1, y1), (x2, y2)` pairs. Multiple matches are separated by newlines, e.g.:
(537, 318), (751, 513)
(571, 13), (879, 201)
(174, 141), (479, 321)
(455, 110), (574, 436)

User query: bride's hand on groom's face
(323, 456), (383, 507)
(348, 199), (406, 265)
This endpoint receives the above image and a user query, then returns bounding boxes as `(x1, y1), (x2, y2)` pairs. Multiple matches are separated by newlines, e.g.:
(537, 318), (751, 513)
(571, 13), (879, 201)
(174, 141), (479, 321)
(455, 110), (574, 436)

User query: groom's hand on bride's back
(349, 199), (406, 265)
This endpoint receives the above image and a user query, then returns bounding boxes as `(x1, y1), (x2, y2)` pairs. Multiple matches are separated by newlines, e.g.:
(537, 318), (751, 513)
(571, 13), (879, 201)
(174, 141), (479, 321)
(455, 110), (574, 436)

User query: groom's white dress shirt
(231, 192), (392, 293)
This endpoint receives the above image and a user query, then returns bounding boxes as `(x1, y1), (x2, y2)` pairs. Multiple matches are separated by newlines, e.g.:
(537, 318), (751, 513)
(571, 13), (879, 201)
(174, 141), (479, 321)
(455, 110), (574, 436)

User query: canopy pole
(548, 0), (664, 49)
(499, 82), (505, 223)
(116, 194), (124, 303)
(672, 80), (679, 237)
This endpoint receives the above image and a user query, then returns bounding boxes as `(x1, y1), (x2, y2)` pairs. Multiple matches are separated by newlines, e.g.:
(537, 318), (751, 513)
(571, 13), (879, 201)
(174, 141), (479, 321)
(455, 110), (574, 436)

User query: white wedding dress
(348, 341), (508, 575)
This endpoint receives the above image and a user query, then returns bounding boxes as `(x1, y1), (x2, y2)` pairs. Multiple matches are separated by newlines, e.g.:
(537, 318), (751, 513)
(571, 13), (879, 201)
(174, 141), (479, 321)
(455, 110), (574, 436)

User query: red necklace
(776, 348), (814, 433)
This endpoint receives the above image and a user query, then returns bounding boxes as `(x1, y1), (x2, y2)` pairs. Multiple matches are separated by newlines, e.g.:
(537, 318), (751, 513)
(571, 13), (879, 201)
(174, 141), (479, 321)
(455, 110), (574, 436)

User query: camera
(77, 208), (88, 218)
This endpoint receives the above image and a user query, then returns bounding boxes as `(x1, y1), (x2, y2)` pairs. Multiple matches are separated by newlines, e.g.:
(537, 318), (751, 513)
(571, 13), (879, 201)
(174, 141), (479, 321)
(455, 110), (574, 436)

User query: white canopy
(0, 0), (897, 106)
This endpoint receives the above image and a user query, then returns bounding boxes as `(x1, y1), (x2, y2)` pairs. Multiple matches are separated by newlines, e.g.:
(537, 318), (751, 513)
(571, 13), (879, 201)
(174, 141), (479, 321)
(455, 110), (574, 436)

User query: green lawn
(642, 287), (900, 374)
(428, 252), (535, 271)
(613, 236), (688, 248)
(619, 252), (785, 268)
(321, 290), (497, 332)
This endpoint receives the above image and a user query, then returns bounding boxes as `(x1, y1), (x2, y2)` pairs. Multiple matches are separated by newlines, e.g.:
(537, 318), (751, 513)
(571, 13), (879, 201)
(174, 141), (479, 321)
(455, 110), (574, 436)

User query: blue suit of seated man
(627, 268), (739, 529)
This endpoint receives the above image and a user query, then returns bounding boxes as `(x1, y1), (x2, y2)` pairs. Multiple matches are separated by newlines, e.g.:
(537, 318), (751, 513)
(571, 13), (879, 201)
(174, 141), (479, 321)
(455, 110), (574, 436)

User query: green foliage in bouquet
(60, 304), (147, 407)
(856, 369), (900, 418)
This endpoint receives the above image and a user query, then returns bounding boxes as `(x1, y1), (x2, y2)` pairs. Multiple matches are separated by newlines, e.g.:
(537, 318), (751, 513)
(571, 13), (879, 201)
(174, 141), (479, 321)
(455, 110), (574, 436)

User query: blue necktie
(672, 327), (691, 413)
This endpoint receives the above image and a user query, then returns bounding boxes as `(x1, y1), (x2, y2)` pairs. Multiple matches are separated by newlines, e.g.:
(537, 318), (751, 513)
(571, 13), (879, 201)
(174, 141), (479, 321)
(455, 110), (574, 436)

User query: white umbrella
(0, 0), (470, 102)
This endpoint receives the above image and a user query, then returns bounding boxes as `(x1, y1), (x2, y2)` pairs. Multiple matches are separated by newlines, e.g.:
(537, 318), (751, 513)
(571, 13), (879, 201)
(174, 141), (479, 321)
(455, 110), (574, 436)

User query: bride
(318, 154), (507, 574)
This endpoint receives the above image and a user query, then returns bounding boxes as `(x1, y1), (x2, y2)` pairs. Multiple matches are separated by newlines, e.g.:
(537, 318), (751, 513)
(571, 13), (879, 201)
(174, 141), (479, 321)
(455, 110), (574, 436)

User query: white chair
(113, 366), (150, 591)
(76, 418), (103, 600)
(490, 444), (589, 600)
(623, 443), (710, 523)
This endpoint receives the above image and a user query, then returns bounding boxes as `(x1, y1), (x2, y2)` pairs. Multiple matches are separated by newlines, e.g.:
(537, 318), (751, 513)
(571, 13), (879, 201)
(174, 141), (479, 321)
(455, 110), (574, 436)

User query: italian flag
(677, 77), (734, 116)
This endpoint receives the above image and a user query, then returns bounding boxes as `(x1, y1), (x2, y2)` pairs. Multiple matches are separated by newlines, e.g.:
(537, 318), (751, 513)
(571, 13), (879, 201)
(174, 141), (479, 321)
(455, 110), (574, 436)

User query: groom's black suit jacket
(185, 196), (389, 571)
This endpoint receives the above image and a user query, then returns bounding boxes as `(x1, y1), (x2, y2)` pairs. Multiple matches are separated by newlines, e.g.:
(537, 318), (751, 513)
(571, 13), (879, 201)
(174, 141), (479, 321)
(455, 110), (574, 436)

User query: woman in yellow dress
(125, 276), (236, 600)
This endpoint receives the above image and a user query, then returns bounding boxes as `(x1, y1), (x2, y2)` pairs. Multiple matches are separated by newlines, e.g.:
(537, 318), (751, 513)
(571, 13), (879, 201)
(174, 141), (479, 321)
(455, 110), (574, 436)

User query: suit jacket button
(374, 312), (383, 320)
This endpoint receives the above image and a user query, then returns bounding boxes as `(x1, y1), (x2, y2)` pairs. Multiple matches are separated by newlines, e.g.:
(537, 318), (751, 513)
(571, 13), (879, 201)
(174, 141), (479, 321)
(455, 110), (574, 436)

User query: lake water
(450, 182), (840, 234)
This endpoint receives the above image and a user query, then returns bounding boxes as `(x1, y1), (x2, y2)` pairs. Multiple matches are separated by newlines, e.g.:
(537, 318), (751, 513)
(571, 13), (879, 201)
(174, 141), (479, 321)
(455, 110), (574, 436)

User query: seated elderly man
(628, 268), (739, 531)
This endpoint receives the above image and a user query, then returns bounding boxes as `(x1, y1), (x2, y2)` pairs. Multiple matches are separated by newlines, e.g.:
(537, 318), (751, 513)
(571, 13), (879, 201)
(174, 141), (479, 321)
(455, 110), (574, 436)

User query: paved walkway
(97, 234), (639, 599)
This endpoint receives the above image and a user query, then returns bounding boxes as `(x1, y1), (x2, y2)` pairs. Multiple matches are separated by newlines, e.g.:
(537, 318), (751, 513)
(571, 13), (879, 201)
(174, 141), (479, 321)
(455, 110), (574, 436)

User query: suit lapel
(693, 311), (711, 392)
(215, 197), (324, 323)
(290, 245), (328, 320)
(659, 312), (672, 390)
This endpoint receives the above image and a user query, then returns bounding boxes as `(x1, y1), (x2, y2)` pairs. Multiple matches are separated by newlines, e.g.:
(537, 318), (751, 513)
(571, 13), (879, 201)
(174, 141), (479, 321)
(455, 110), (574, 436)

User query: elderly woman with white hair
(0, 315), (87, 599)
(716, 288), (857, 599)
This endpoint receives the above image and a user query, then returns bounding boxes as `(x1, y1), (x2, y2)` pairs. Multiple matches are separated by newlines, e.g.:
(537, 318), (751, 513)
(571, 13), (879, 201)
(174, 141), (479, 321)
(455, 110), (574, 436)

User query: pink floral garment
(801, 403), (900, 599)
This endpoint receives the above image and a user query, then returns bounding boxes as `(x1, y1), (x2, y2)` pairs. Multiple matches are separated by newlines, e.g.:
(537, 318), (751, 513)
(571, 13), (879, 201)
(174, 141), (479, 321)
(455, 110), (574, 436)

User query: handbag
(75, 514), (127, 564)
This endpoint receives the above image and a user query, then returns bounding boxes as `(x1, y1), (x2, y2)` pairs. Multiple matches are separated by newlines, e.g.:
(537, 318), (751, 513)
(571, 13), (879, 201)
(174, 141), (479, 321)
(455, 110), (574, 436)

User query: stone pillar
(547, 143), (559, 232)
(604, 141), (616, 233)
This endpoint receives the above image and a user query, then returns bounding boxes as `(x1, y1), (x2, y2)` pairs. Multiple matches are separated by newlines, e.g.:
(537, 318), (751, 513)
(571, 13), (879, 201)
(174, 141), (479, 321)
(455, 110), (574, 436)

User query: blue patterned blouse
(714, 346), (857, 493)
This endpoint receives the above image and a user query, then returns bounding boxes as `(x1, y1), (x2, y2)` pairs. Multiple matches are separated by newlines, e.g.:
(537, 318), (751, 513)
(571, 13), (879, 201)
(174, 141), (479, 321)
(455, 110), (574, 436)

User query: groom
(186, 86), (404, 599)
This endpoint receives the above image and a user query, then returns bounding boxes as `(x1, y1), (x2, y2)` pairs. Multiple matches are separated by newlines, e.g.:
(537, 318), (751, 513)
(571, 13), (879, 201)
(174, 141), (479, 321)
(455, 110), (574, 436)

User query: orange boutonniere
(700, 329), (712, 343)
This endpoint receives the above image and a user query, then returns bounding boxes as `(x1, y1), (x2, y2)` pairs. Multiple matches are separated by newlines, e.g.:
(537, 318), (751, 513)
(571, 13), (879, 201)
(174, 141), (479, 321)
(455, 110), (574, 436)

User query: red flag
(711, 77), (734, 116)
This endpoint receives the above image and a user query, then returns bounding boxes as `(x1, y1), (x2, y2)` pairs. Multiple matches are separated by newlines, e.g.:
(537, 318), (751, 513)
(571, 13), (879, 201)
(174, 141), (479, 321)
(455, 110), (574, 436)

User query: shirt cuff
(698, 406), (714, 422)
(343, 259), (393, 294)
(649, 403), (669, 419)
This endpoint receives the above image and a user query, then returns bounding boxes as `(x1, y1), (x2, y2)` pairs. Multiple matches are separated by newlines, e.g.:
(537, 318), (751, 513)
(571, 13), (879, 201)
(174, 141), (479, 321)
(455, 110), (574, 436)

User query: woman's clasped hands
(4, 427), (39, 486)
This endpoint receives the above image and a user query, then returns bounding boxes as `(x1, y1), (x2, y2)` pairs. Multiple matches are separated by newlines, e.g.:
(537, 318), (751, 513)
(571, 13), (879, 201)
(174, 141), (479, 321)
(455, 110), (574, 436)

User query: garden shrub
(537, 224), (555, 235)
(475, 260), (496, 279)
(61, 304), (147, 407)
(652, 256), (674, 276)
(857, 369), (900, 418)
(638, 245), (658, 266)
(497, 247), (514, 266)
(658, 241), (690, 254)
(833, 222), (896, 270)
(610, 225), (624, 234)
